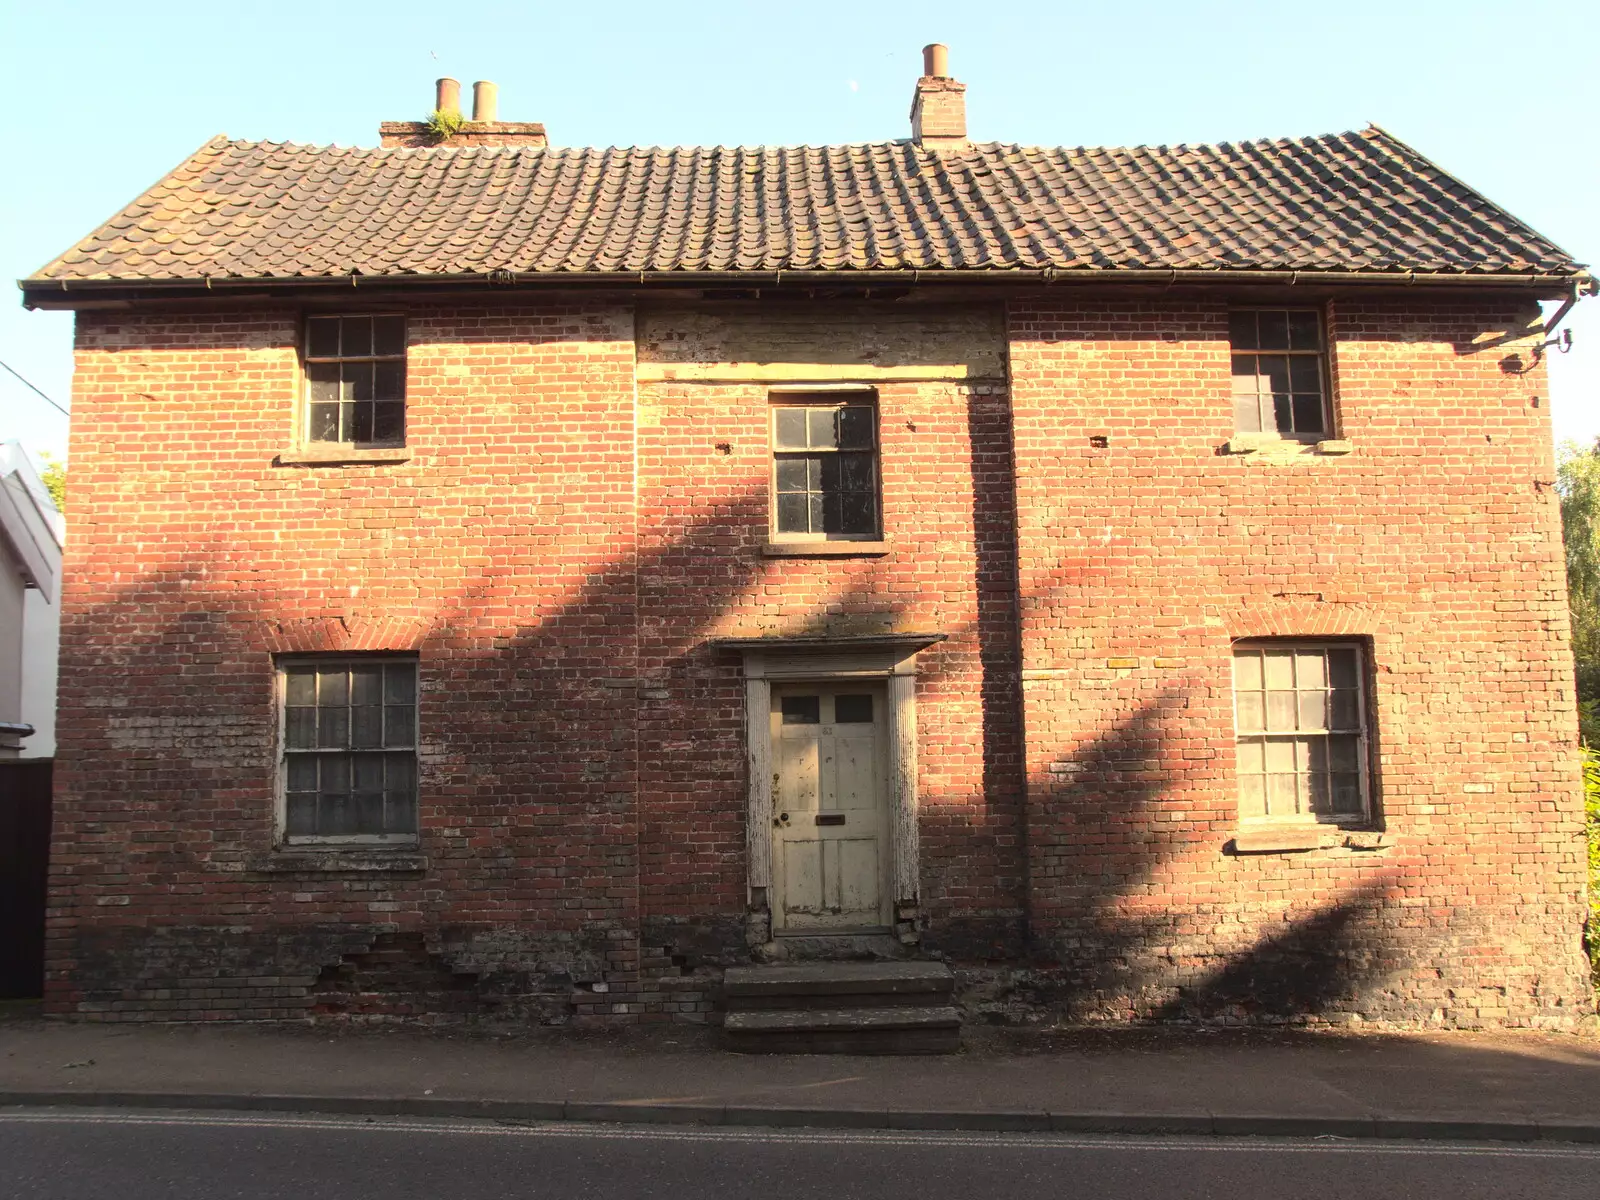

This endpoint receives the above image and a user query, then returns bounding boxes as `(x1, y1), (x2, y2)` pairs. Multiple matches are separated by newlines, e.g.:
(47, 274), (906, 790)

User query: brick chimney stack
(380, 79), (548, 149)
(910, 44), (967, 152)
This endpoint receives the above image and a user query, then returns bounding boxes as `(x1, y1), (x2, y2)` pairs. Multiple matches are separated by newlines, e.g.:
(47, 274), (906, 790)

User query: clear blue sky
(3, 0), (1595, 468)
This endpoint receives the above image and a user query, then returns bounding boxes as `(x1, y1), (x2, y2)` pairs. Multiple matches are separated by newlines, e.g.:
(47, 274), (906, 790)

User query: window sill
(276, 446), (411, 466)
(762, 539), (892, 558)
(1223, 434), (1352, 457)
(1230, 823), (1385, 854)
(247, 847), (427, 874)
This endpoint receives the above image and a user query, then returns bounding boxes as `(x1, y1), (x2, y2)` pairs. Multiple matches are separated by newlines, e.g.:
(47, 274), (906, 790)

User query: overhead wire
(0, 358), (70, 416)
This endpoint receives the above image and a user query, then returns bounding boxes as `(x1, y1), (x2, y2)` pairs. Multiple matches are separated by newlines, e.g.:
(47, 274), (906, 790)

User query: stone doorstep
(722, 961), (955, 999)
(723, 1005), (962, 1033)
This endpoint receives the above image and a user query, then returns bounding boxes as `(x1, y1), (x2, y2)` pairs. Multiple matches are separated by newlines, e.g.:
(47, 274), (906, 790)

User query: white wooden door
(770, 683), (891, 932)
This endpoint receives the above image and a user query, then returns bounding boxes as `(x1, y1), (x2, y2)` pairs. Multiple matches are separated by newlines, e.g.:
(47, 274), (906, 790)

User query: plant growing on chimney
(424, 107), (467, 143)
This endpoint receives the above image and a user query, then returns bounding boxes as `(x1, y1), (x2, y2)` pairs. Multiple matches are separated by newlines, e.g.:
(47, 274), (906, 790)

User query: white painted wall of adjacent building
(0, 442), (62, 759)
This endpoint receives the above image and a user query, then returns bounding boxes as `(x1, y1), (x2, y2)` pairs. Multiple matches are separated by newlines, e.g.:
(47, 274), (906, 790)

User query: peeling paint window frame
(275, 654), (421, 847)
(1228, 307), (1333, 441)
(767, 388), (883, 542)
(1230, 640), (1375, 827)
(301, 313), (409, 449)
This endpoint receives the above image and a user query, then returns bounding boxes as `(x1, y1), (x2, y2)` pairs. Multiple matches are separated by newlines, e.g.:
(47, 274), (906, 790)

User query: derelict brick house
(21, 48), (1596, 1034)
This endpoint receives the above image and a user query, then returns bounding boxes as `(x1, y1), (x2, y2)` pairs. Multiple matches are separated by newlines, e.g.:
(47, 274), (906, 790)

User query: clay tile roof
(24, 126), (1583, 283)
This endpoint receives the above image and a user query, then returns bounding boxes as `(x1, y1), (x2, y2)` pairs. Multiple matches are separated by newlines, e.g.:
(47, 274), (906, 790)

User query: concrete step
(723, 961), (954, 1010)
(724, 1005), (962, 1055)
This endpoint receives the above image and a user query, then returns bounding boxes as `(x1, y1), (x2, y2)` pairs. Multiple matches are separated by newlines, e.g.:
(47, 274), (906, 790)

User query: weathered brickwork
(633, 304), (1025, 961)
(1008, 296), (1591, 1028)
(46, 292), (1591, 1029)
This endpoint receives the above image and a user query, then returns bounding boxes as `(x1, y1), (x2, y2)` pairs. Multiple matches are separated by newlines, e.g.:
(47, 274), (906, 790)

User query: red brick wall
(49, 300), (1026, 1021)
(634, 373), (1023, 959)
(1006, 296), (1591, 1027)
(47, 292), (1591, 1029)
(51, 305), (648, 1021)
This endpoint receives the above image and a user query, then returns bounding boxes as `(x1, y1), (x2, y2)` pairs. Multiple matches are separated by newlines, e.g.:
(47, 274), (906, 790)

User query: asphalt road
(3, 1109), (1599, 1200)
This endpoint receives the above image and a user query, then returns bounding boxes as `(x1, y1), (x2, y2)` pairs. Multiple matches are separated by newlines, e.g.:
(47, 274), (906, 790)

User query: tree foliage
(37, 451), (64, 513)
(1557, 439), (1599, 746)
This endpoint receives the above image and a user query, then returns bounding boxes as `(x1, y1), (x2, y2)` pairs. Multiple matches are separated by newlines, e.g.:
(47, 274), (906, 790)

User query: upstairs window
(1229, 309), (1329, 439)
(770, 393), (880, 540)
(304, 315), (407, 447)
(1232, 642), (1372, 825)
(280, 657), (418, 843)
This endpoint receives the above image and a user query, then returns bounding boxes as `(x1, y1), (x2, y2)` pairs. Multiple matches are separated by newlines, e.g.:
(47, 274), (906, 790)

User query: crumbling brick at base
(44, 296), (1593, 1030)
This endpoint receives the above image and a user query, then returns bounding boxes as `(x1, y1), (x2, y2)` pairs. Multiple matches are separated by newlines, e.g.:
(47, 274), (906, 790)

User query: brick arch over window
(257, 614), (431, 655)
(1224, 601), (1379, 642)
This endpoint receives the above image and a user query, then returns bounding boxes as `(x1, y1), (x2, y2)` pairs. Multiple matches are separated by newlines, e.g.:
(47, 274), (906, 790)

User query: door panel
(770, 684), (890, 932)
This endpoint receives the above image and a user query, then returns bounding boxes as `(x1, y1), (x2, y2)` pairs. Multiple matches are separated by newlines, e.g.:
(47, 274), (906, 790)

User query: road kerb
(0, 1091), (1588, 1144)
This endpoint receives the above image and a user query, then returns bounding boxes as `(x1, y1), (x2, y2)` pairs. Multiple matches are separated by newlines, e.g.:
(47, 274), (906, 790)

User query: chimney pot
(380, 78), (548, 148)
(472, 80), (499, 124)
(910, 45), (967, 151)
(435, 77), (461, 116)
